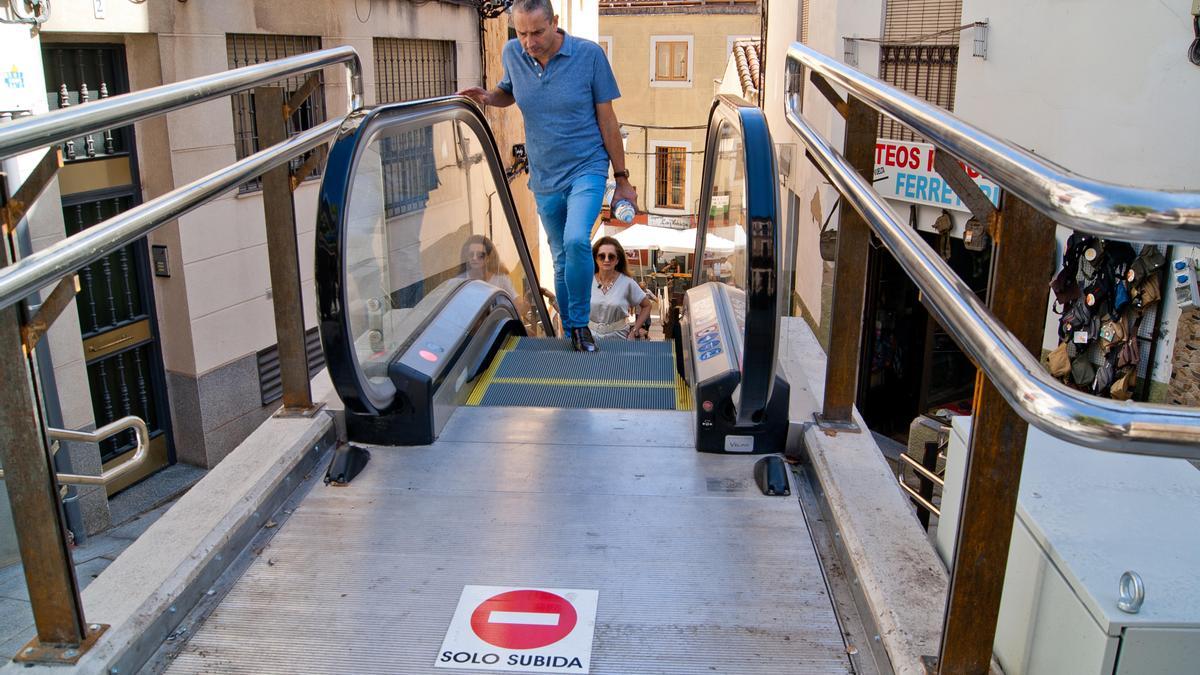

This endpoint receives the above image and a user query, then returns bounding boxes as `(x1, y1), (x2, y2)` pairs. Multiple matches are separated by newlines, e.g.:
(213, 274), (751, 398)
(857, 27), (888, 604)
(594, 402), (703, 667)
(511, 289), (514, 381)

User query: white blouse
(589, 274), (648, 339)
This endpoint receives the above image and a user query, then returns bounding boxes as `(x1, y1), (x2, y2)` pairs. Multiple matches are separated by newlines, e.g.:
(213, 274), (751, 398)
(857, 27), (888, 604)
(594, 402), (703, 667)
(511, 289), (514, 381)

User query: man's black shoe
(571, 326), (599, 352)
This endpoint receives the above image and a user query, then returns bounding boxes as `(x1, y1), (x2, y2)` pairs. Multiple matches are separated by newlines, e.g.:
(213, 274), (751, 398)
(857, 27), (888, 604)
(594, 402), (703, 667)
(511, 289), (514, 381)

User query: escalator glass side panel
(693, 97), (782, 425)
(316, 99), (551, 416)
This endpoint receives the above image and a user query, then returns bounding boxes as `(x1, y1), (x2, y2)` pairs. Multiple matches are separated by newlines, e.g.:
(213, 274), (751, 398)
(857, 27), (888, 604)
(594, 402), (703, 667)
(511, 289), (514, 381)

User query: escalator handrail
(315, 97), (552, 415)
(693, 95), (782, 425)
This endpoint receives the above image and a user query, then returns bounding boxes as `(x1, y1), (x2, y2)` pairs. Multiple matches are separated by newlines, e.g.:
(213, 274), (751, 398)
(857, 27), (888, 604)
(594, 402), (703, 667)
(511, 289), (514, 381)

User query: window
(374, 38), (457, 104)
(227, 34), (327, 193)
(650, 36), (693, 87)
(598, 36), (613, 63)
(372, 39), (457, 217)
(877, 0), (963, 141)
(654, 145), (687, 210)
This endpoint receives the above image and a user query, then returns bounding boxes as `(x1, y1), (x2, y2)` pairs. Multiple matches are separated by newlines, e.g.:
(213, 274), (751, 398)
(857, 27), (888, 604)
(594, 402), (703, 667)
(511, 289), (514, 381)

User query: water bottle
(613, 199), (635, 224)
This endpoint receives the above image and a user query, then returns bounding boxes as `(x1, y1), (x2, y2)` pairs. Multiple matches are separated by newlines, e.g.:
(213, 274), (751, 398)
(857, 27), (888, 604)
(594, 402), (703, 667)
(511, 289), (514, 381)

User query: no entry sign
(437, 585), (599, 673)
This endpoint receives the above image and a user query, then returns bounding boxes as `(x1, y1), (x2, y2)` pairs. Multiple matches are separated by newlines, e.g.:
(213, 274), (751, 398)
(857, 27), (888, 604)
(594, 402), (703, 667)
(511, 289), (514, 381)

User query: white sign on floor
(436, 585), (599, 673)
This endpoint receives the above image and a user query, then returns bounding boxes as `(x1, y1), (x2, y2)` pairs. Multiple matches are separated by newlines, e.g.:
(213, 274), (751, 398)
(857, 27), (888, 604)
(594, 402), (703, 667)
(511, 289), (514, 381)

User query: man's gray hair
(511, 0), (555, 20)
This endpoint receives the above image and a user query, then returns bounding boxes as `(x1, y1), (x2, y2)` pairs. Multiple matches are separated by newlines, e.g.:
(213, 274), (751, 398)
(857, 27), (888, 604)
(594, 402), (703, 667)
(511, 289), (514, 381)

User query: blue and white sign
(873, 139), (1002, 213)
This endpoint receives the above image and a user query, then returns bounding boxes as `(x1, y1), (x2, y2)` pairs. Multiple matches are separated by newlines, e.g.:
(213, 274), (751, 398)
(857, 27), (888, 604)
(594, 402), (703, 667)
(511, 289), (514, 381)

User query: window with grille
(373, 39), (457, 217)
(374, 38), (457, 104)
(655, 146), (686, 210)
(227, 34), (327, 193)
(876, 0), (962, 142)
(652, 39), (689, 83)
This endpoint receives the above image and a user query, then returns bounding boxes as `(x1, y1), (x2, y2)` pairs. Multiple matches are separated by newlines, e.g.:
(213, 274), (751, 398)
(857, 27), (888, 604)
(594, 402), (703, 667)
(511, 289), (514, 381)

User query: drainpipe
(3, 140), (88, 545)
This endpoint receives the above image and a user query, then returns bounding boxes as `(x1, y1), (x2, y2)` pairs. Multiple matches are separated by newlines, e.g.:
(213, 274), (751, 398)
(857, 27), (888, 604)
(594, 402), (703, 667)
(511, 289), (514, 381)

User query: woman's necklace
(597, 273), (618, 293)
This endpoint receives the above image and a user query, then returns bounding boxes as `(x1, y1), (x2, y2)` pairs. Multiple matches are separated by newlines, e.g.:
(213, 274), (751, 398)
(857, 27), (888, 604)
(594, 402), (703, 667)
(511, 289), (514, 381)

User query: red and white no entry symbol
(469, 589), (578, 650)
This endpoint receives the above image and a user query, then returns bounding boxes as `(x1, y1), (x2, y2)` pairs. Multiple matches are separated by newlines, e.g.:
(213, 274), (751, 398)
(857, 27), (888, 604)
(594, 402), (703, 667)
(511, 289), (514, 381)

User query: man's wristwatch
(613, 169), (630, 179)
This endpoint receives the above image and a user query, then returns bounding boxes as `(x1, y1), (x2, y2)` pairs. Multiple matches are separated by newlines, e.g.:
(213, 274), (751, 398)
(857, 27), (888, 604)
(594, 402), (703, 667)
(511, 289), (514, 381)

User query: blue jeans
(534, 173), (607, 331)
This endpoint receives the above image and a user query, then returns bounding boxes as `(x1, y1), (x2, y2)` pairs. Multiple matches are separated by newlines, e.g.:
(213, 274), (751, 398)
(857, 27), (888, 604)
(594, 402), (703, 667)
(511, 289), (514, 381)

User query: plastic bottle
(613, 199), (635, 224)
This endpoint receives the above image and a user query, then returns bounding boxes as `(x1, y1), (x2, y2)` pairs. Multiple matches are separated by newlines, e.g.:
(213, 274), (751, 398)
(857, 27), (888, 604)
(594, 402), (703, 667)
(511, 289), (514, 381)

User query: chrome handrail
(0, 415), (150, 486)
(786, 43), (1200, 244)
(786, 105), (1200, 460)
(0, 118), (340, 311)
(0, 46), (362, 161)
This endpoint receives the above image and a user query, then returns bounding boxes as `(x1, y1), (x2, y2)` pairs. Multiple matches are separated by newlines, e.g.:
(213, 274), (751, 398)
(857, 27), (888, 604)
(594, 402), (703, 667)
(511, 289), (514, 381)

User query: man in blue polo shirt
(459, 0), (638, 353)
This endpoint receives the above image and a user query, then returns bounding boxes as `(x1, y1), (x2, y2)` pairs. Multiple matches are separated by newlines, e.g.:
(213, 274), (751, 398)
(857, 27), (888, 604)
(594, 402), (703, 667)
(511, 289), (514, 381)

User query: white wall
(763, 0), (884, 320)
(955, 0), (1200, 384)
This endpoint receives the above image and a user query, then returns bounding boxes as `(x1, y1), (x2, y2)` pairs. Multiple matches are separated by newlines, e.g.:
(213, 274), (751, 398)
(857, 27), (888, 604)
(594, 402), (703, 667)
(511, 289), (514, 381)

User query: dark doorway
(858, 231), (991, 438)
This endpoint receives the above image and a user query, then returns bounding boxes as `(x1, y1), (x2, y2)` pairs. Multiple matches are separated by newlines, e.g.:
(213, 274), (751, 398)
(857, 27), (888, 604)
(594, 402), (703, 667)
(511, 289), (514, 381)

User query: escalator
(316, 95), (788, 453)
(161, 97), (851, 674)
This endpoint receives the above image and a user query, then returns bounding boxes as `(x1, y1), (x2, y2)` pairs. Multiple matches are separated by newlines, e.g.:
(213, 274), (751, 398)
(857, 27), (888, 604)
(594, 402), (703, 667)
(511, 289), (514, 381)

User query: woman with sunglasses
(590, 236), (652, 342)
(457, 234), (517, 301)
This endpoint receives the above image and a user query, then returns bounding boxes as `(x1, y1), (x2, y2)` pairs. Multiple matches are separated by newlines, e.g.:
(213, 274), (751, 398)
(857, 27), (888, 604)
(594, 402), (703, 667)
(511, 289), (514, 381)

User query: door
(44, 44), (174, 494)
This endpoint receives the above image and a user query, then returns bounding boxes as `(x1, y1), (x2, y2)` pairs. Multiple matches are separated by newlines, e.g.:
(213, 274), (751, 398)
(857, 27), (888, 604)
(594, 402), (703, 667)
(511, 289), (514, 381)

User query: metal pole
(0, 216), (91, 659)
(817, 96), (877, 430)
(255, 86), (315, 413)
(936, 197), (1056, 673)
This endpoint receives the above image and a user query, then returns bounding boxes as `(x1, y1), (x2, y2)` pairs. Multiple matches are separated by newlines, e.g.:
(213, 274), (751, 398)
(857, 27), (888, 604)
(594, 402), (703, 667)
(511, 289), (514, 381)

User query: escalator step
(495, 350), (675, 383)
(511, 337), (672, 356)
(478, 382), (678, 410)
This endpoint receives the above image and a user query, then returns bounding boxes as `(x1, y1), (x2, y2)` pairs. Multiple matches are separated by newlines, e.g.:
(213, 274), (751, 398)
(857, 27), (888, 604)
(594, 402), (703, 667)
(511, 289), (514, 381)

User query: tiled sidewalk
(0, 501), (173, 664)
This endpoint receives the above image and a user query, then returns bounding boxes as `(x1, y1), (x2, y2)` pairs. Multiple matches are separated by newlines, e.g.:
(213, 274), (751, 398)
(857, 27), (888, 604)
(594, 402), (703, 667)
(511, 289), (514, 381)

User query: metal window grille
(800, 1), (810, 44)
(374, 38), (457, 104)
(654, 42), (688, 81)
(655, 146), (686, 209)
(227, 34), (327, 193)
(257, 327), (326, 406)
(877, 45), (958, 142)
(877, 0), (962, 142)
(372, 39), (456, 217)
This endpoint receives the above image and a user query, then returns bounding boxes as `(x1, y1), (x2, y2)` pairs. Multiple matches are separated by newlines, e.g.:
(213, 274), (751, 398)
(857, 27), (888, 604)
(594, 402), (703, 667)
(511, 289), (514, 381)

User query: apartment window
(598, 36), (613, 63)
(227, 34), (327, 193)
(654, 145), (687, 210)
(877, 45), (958, 142)
(374, 38), (457, 103)
(877, 0), (963, 141)
(372, 39), (457, 218)
(650, 36), (692, 87)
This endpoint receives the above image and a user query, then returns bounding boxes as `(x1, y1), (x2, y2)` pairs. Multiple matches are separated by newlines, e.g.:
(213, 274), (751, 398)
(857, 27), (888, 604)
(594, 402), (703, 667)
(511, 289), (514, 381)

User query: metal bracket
(1, 148), (62, 229)
(273, 401), (327, 419)
(479, 0), (512, 19)
(813, 412), (861, 434)
(13, 623), (108, 665)
(288, 150), (323, 191)
(20, 275), (78, 353)
(810, 71), (849, 120)
(283, 74), (322, 120)
(932, 149), (999, 225)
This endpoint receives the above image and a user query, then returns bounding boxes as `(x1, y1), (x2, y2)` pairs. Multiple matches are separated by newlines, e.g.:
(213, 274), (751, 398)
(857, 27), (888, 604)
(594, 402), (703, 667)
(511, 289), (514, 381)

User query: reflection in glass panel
(704, 120), (747, 292)
(343, 117), (543, 384)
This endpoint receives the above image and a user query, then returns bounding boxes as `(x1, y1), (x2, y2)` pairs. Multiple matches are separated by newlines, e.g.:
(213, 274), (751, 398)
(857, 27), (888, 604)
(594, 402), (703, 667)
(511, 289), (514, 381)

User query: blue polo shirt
(497, 31), (620, 193)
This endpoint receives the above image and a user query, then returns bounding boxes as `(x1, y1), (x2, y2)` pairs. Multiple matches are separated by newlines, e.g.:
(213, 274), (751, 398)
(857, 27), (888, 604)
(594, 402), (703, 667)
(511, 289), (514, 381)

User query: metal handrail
(0, 46), (362, 161)
(785, 92), (1200, 460)
(0, 118), (340, 311)
(0, 416), (151, 486)
(786, 43), (1200, 244)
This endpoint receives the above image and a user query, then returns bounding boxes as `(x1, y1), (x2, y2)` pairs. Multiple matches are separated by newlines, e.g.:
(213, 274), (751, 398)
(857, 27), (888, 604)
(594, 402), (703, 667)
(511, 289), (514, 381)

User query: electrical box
(1169, 258), (1198, 308)
(940, 419), (1200, 675)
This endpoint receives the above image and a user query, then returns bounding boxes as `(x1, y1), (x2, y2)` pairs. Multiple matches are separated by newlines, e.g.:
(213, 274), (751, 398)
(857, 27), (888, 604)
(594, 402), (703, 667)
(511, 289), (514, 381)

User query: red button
(418, 349), (438, 362)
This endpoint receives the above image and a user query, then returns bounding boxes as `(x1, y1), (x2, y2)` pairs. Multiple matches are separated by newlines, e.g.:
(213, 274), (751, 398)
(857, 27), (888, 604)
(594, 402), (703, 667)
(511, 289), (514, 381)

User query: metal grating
(227, 33), (327, 193)
(495, 350), (675, 382)
(373, 38), (457, 104)
(512, 337), (673, 355)
(480, 382), (678, 410)
(165, 408), (850, 674)
(256, 327), (326, 406)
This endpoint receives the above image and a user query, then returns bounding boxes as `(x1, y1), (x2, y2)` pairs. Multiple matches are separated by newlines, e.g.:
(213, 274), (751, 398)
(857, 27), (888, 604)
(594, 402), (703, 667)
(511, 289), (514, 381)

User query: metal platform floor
(163, 407), (851, 674)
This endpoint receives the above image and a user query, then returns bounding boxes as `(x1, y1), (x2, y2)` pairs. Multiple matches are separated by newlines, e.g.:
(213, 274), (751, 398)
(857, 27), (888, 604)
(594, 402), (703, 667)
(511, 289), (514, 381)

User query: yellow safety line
(466, 344), (512, 406)
(674, 375), (693, 411)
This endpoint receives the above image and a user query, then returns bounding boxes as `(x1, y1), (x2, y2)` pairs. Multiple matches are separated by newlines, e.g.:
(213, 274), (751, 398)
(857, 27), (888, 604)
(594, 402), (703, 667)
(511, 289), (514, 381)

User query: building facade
(1, 0), (490, 548)
(600, 0), (759, 231)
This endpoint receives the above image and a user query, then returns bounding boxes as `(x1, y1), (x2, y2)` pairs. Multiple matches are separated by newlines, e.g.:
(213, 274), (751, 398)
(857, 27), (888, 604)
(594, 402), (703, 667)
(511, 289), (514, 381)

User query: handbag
(1048, 342), (1071, 378)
